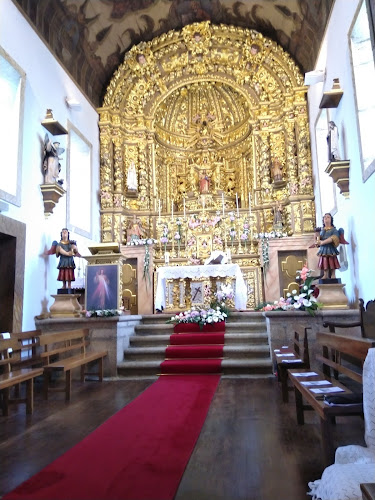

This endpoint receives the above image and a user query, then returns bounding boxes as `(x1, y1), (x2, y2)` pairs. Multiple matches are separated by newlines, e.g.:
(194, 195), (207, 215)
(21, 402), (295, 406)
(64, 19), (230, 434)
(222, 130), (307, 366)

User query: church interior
(1, 0), (375, 499)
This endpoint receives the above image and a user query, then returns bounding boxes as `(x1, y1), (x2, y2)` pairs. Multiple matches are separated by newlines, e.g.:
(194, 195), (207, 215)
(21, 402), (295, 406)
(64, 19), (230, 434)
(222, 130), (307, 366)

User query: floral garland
(253, 230), (288, 276)
(126, 237), (157, 287)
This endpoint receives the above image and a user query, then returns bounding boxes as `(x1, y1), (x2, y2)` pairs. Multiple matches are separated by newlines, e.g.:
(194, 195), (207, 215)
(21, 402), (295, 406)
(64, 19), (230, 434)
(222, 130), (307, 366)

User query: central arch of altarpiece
(97, 21), (317, 313)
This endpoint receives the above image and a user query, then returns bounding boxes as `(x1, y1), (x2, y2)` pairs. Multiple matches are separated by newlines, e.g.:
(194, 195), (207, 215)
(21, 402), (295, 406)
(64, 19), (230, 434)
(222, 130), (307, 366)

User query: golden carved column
(113, 136), (124, 243)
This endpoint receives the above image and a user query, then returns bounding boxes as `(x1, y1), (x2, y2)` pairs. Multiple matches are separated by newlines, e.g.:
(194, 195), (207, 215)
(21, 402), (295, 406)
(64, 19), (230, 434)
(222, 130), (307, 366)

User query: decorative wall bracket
(41, 109), (68, 136)
(40, 183), (66, 217)
(319, 78), (343, 108)
(325, 160), (350, 198)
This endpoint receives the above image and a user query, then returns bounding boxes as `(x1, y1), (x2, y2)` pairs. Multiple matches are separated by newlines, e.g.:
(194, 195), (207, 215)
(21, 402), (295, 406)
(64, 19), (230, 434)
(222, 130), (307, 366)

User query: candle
(222, 192), (225, 217)
(171, 200), (174, 221)
(236, 193), (239, 217)
(183, 198), (186, 219)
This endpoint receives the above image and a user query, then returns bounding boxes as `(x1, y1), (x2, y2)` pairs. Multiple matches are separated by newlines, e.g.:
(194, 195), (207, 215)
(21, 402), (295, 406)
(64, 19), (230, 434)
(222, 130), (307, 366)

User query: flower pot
(173, 321), (225, 333)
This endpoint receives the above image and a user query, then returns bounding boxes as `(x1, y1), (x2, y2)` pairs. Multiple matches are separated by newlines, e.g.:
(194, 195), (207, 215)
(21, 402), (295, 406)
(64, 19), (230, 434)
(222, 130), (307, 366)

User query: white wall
(0, 0), (100, 329)
(307, 0), (375, 305)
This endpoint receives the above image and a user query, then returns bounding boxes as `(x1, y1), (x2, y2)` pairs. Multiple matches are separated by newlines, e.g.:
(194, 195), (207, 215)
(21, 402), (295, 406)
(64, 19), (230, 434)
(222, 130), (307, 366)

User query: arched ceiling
(13, 0), (334, 107)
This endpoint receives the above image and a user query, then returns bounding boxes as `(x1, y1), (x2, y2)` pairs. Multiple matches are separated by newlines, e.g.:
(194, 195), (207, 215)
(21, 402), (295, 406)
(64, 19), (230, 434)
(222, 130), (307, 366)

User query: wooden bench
(274, 326), (310, 403)
(288, 332), (375, 466)
(0, 338), (43, 415)
(10, 330), (42, 369)
(324, 298), (375, 340)
(39, 329), (108, 401)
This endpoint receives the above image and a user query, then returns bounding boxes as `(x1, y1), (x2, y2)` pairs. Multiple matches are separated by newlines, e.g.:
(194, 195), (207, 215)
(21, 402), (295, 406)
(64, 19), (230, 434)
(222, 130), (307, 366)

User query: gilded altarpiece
(98, 22), (316, 308)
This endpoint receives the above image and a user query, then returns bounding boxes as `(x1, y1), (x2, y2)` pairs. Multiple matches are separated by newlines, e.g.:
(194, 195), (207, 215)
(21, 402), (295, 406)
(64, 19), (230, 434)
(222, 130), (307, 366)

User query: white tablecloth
(155, 264), (248, 310)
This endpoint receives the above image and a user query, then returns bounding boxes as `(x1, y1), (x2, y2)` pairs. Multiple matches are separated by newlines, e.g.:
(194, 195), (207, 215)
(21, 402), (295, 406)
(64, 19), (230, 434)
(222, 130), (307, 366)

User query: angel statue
(315, 213), (349, 279)
(43, 134), (65, 185)
(44, 228), (81, 290)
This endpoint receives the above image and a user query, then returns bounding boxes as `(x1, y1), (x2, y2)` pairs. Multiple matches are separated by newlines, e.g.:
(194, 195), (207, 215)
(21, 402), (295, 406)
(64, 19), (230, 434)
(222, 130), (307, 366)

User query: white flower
(286, 292), (291, 297)
(303, 299), (312, 307)
(293, 302), (302, 309)
(292, 289), (297, 295)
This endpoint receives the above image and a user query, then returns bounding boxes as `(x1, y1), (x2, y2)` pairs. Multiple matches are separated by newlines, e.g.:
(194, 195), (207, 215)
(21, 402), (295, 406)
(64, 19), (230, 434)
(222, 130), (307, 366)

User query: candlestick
(171, 200), (174, 221)
(236, 193), (239, 217)
(248, 193), (251, 218)
(183, 198), (186, 219)
(222, 192), (225, 217)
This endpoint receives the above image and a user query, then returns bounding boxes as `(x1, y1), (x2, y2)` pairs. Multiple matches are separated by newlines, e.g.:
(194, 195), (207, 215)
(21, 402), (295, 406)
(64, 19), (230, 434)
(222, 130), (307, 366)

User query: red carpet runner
(161, 332), (225, 374)
(4, 375), (220, 500)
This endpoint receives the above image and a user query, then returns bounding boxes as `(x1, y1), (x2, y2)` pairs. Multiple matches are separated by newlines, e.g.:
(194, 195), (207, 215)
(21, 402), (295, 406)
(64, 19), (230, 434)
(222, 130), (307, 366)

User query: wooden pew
(10, 330), (42, 369)
(274, 327), (310, 402)
(323, 298), (375, 340)
(40, 329), (108, 401)
(0, 338), (43, 415)
(288, 333), (375, 466)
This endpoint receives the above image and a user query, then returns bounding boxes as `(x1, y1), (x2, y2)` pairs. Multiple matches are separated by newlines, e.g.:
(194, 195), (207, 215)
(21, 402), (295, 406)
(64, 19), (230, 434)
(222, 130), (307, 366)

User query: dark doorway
(0, 233), (16, 332)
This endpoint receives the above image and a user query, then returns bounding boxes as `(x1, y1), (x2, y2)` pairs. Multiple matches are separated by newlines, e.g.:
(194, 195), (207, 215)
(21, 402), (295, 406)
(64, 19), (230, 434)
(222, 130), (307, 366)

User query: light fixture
(65, 97), (81, 109)
(304, 69), (326, 86)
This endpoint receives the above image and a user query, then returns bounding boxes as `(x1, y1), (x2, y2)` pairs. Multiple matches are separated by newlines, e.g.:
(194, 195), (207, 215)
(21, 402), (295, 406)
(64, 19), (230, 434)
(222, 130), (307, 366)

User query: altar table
(155, 264), (248, 311)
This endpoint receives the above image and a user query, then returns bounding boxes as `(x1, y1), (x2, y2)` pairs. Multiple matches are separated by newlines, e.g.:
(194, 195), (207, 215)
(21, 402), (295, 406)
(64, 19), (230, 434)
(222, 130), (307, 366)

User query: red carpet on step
(161, 332), (224, 374)
(3, 375), (220, 500)
(165, 344), (224, 358)
(170, 332), (224, 345)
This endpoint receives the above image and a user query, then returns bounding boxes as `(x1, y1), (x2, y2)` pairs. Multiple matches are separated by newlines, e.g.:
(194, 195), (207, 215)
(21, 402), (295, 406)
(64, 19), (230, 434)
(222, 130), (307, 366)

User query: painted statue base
(317, 282), (348, 310)
(49, 293), (82, 318)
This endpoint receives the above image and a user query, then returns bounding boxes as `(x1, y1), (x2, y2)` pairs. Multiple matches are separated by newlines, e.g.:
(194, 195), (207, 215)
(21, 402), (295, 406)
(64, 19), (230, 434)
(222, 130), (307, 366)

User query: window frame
(66, 122), (93, 239)
(0, 46), (26, 206)
(349, 0), (375, 182)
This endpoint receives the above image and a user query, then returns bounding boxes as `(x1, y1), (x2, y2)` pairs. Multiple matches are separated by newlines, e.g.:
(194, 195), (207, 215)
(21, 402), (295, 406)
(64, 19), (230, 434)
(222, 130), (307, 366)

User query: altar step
(117, 312), (273, 378)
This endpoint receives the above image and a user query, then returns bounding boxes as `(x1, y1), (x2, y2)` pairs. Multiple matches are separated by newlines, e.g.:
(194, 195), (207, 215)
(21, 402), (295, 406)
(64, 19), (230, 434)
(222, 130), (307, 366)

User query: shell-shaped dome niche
(154, 81), (251, 151)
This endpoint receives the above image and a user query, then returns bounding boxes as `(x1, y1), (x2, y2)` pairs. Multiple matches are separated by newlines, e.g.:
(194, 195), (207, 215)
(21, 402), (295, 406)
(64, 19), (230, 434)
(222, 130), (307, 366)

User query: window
(350, 0), (375, 181)
(315, 109), (337, 216)
(0, 47), (25, 206)
(67, 124), (92, 237)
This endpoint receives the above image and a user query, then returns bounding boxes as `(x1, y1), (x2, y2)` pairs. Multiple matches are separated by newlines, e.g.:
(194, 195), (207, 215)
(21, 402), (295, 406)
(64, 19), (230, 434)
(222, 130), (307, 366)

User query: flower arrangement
(211, 284), (234, 316)
(256, 265), (321, 316)
(167, 306), (227, 329)
(85, 309), (124, 317)
(160, 224), (169, 252)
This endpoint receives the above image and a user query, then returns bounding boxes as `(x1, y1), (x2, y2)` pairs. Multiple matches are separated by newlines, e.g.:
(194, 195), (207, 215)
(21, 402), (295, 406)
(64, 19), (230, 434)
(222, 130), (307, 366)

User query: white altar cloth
(155, 264), (248, 311)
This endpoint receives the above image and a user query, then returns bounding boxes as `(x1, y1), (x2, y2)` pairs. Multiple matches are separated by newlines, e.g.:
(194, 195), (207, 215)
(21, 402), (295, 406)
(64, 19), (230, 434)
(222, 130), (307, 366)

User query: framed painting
(85, 263), (119, 311)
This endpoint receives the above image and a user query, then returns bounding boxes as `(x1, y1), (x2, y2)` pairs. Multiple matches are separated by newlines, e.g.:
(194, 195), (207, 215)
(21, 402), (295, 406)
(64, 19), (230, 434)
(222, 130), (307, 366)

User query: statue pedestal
(49, 294), (82, 318)
(317, 282), (348, 309)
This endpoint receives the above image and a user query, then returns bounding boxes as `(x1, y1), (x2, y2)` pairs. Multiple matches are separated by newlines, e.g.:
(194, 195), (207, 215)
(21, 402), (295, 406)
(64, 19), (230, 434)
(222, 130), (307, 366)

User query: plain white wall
(307, 0), (375, 305)
(0, 0), (100, 329)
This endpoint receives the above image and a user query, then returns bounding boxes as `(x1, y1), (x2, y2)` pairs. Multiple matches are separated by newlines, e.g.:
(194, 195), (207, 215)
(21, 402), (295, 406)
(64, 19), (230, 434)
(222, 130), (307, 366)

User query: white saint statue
(127, 161), (138, 190)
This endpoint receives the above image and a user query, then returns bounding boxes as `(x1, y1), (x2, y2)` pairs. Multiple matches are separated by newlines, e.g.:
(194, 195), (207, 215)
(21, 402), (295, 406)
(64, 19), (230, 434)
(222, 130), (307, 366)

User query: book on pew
(310, 386), (345, 394)
(324, 393), (363, 406)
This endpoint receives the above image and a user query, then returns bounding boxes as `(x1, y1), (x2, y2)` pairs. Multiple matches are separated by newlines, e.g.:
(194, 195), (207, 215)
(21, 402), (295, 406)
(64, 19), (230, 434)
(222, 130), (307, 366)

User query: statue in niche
(199, 170), (210, 194)
(271, 158), (283, 183)
(273, 201), (283, 230)
(226, 173), (235, 195)
(327, 121), (340, 161)
(43, 134), (64, 185)
(127, 215), (146, 243)
(126, 161), (138, 191)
